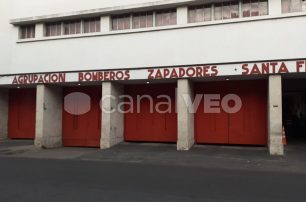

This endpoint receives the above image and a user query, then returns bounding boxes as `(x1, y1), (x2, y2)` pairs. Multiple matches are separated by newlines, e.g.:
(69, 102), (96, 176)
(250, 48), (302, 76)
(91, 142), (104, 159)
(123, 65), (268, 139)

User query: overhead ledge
(10, 0), (203, 25)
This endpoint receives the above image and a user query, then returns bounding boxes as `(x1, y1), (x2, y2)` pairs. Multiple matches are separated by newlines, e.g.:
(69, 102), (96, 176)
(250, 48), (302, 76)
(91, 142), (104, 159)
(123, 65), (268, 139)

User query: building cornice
(10, 0), (209, 25)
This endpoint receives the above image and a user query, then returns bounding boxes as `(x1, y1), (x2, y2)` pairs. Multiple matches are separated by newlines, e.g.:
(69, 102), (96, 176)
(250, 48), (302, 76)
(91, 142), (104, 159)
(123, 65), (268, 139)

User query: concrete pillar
(268, 75), (284, 155)
(177, 6), (188, 25)
(269, 0), (282, 16)
(177, 79), (195, 151)
(35, 23), (44, 38)
(101, 16), (111, 32)
(0, 88), (8, 140)
(100, 82), (124, 149)
(35, 85), (62, 148)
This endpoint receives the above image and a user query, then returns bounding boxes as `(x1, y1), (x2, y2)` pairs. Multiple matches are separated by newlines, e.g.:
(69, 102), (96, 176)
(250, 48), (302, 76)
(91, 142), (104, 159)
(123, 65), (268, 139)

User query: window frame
(20, 25), (35, 39)
(155, 9), (177, 27)
(189, 0), (268, 23)
(45, 22), (62, 37)
(83, 17), (101, 33)
(132, 11), (154, 29)
(63, 20), (82, 35)
(188, 5), (213, 23)
(242, 0), (269, 18)
(282, 0), (306, 13)
(111, 14), (131, 31)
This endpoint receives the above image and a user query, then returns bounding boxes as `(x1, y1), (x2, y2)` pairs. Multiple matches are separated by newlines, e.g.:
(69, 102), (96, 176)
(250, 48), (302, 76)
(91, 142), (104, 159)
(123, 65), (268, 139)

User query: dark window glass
(155, 9), (177, 26)
(243, 0), (268, 17)
(112, 15), (131, 31)
(188, 5), (212, 23)
(282, 0), (306, 13)
(20, 25), (35, 39)
(84, 18), (101, 33)
(45, 22), (62, 37)
(63, 20), (81, 35)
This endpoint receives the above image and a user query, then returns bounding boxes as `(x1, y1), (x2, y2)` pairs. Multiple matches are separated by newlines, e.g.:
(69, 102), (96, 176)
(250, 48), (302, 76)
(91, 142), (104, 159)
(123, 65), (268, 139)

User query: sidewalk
(1, 139), (306, 174)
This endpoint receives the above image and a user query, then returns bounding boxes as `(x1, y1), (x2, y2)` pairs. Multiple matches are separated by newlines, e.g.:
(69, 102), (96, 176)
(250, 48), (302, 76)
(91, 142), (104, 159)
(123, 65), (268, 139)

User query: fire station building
(0, 0), (306, 155)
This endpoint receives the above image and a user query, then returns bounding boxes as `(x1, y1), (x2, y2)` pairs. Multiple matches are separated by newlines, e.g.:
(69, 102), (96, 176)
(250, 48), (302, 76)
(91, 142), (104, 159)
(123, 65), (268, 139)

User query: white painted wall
(1, 0), (306, 75)
(0, 0), (13, 75)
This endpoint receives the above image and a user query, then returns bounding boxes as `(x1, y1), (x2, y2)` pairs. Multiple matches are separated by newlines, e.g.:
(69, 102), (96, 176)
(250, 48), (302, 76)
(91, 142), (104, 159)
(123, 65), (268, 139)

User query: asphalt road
(0, 157), (306, 202)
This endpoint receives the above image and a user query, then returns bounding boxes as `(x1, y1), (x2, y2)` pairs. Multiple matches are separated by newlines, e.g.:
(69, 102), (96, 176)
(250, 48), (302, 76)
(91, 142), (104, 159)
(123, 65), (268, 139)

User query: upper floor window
(111, 9), (177, 30)
(282, 0), (306, 13)
(242, 0), (268, 17)
(155, 9), (177, 26)
(84, 18), (101, 33)
(64, 20), (81, 35)
(112, 15), (131, 31)
(45, 18), (101, 37)
(20, 25), (35, 39)
(132, 12), (154, 29)
(188, 0), (268, 24)
(45, 22), (62, 37)
(214, 1), (239, 20)
(188, 5), (212, 23)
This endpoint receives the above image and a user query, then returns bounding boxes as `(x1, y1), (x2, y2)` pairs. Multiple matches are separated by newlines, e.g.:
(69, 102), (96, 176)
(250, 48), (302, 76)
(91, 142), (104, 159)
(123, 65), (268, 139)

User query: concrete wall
(0, 89), (8, 140)
(100, 82), (124, 149)
(177, 6), (188, 25)
(8, 16), (306, 75)
(35, 85), (62, 148)
(269, 0), (282, 15)
(177, 79), (194, 150)
(268, 75), (284, 155)
(0, 0), (305, 75)
(0, 0), (13, 75)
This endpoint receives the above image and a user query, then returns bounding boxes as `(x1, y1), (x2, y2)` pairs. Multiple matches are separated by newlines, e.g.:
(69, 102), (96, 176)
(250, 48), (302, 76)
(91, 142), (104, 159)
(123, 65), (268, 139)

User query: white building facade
(0, 0), (306, 155)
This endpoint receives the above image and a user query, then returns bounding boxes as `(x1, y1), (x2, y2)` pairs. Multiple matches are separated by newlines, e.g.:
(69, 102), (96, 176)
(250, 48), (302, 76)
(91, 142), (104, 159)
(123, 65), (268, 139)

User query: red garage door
(195, 82), (229, 144)
(62, 86), (101, 147)
(195, 80), (267, 146)
(8, 88), (36, 139)
(124, 84), (177, 142)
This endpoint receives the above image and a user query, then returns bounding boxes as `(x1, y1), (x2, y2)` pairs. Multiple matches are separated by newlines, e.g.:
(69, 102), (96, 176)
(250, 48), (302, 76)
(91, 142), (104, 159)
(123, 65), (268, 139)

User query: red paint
(62, 86), (102, 147)
(124, 84), (177, 142)
(78, 70), (130, 82)
(296, 61), (306, 72)
(228, 81), (267, 145)
(8, 88), (36, 139)
(12, 73), (66, 84)
(242, 62), (289, 75)
(147, 66), (218, 79)
(195, 80), (267, 146)
(195, 83), (229, 144)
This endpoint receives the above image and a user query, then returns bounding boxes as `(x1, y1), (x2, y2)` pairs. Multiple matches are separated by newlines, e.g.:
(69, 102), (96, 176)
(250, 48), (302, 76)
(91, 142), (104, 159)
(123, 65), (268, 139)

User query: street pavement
(0, 140), (306, 201)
